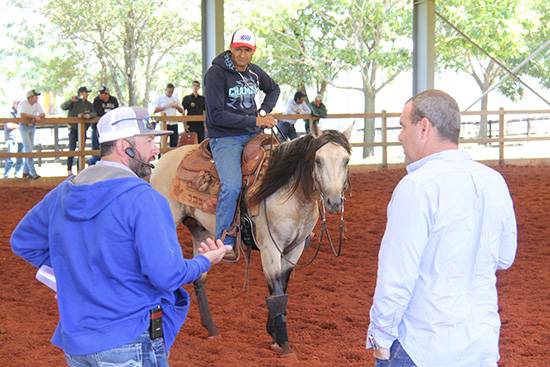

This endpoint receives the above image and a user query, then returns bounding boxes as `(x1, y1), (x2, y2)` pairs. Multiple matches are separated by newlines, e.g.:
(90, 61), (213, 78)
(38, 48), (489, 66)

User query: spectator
(3, 100), (23, 178)
(11, 106), (228, 366)
(305, 93), (327, 134)
(366, 89), (517, 367)
(277, 91), (311, 140)
(154, 83), (183, 147)
(90, 86), (119, 165)
(182, 80), (206, 142)
(18, 89), (45, 179)
(204, 27), (279, 260)
(61, 86), (97, 176)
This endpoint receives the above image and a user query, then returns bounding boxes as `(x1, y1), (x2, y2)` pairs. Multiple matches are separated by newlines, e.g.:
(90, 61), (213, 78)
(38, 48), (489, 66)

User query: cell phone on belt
(149, 306), (163, 339)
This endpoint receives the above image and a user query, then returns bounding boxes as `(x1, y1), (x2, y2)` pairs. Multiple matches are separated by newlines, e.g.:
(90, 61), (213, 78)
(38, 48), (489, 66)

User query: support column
(413, 0), (435, 95)
(201, 0), (225, 79)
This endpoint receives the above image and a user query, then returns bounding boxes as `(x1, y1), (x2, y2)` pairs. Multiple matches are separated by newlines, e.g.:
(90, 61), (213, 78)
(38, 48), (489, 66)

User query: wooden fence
(1, 108), (549, 175)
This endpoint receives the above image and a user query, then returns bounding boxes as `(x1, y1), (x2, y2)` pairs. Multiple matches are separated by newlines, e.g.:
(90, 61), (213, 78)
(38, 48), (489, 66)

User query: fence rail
(1, 108), (549, 175)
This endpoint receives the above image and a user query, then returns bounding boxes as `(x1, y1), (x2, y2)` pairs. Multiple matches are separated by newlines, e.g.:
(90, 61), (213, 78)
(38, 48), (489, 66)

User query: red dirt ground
(1, 165), (549, 366)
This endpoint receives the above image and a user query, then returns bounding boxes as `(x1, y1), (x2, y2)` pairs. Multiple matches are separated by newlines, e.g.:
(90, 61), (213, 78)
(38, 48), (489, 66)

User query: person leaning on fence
(154, 83), (184, 148)
(366, 89), (517, 367)
(90, 86), (119, 165)
(61, 86), (97, 176)
(204, 27), (280, 260)
(10, 106), (228, 367)
(305, 93), (327, 134)
(18, 89), (45, 179)
(276, 91), (311, 140)
(3, 100), (23, 178)
(182, 80), (206, 142)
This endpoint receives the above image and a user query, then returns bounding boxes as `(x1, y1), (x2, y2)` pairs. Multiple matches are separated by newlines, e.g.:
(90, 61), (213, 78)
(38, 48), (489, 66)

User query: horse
(150, 125), (352, 355)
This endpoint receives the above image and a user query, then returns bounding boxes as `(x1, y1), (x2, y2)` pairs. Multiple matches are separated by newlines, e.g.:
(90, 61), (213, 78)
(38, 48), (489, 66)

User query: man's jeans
(277, 121), (298, 140)
(4, 140), (23, 178)
(64, 331), (169, 367)
(19, 124), (38, 176)
(375, 340), (416, 367)
(209, 133), (256, 246)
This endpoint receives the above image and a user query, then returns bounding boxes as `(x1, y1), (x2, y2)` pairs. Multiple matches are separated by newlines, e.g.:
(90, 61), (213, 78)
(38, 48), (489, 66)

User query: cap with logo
(26, 89), (41, 98)
(230, 28), (256, 50)
(97, 106), (173, 144)
(78, 86), (92, 94)
(294, 91), (307, 100)
(99, 86), (109, 94)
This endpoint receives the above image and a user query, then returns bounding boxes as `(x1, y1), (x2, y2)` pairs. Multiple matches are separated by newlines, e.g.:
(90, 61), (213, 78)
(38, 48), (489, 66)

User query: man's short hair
(100, 140), (117, 157)
(407, 89), (461, 144)
(166, 83), (175, 89)
(192, 80), (200, 86)
(294, 91), (307, 101)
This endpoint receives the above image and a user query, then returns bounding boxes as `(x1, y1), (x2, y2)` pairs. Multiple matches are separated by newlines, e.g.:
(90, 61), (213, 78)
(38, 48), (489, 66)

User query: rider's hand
(198, 238), (228, 265)
(256, 115), (277, 128)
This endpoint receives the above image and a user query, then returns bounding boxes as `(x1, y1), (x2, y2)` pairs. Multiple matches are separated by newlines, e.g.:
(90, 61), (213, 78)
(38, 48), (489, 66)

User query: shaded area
(0, 166), (548, 366)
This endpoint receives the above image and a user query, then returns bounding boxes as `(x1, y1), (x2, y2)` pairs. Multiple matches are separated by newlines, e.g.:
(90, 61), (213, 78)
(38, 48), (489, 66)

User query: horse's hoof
(270, 343), (283, 353)
(207, 333), (221, 340)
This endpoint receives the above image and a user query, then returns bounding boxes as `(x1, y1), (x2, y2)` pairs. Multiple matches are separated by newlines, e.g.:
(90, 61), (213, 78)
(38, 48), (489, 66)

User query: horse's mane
(249, 130), (351, 206)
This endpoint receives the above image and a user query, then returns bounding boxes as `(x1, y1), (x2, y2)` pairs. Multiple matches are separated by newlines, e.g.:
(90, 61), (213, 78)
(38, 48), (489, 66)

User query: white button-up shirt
(367, 149), (517, 367)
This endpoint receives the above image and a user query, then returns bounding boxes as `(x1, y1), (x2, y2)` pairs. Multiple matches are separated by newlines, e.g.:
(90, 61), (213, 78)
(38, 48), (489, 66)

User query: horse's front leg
(265, 268), (293, 354)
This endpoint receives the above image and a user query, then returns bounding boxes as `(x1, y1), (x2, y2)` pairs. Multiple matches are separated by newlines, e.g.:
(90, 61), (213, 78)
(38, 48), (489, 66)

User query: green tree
(436, 0), (534, 138)
(315, 0), (410, 157)
(44, 0), (200, 106)
(525, 0), (550, 90)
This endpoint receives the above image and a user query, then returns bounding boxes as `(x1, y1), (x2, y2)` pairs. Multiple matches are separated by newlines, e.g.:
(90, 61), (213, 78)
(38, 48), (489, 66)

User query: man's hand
(83, 113), (91, 119)
(71, 96), (78, 102)
(33, 116), (42, 123)
(373, 347), (390, 360)
(197, 238), (228, 265)
(256, 115), (277, 128)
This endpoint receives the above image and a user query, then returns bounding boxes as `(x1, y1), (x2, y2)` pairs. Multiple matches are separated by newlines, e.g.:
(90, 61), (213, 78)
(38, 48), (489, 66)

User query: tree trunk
(479, 93), (489, 140)
(363, 90), (376, 158)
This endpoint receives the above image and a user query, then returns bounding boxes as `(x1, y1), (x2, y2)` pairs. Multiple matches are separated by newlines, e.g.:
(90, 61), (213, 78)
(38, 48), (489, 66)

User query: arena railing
(1, 108), (549, 177)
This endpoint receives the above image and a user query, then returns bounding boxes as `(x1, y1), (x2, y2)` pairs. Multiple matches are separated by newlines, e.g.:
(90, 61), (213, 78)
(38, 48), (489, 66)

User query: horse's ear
(311, 121), (322, 137)
(343, 121), (354, 140)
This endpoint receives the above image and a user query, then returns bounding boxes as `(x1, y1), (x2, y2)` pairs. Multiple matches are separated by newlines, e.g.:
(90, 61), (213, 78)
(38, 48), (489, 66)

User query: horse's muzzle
(325, 196), (343, 213)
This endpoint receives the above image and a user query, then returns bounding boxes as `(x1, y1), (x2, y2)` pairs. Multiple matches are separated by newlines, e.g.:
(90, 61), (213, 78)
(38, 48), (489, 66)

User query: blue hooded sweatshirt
(204, 50), (280, 138)
(11, 163), (211, 355)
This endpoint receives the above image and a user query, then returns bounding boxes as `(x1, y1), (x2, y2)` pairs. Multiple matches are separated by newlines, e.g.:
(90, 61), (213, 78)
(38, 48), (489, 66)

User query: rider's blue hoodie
(204, 50), (280, 138)
(11, 163), (211, 355)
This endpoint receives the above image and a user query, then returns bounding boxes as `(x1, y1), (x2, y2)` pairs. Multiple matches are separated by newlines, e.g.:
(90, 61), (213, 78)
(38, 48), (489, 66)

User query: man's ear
(419, 117), (432, 138)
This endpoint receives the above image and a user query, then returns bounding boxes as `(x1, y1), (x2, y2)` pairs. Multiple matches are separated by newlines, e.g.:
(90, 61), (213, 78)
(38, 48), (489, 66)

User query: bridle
(263, 141), (351, 267)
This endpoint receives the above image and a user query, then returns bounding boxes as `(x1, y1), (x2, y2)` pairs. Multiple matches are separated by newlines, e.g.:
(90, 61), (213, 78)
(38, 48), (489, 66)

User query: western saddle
(170, 133), (278, 218)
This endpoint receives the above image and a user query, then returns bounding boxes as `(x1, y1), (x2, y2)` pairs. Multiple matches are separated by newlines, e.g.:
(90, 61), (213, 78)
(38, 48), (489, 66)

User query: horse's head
(311, 124), (353, 213)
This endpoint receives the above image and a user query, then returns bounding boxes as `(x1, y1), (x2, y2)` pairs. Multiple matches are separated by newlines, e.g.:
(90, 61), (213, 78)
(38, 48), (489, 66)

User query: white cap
(230, 28), (256, 50)
(97, 106), (173, 143)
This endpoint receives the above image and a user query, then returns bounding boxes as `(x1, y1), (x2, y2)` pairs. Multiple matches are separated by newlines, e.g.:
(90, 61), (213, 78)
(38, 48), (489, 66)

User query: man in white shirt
(18, 89), (46, 179)
(367, 89), (517, 367)
(277, 91), (311, 140)
(154, 83), (183, 147)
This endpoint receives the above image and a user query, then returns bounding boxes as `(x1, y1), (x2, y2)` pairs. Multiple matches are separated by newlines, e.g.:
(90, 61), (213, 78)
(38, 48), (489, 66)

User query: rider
(204, 27), (280, 259)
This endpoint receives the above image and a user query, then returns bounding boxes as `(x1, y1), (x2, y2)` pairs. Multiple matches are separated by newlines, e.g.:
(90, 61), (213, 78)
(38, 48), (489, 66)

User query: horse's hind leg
(183, 217), (219, 337)
(193, 278), (219, 337)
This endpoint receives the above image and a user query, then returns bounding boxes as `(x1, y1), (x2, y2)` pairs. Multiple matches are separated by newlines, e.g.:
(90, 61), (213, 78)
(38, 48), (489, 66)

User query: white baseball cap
(97, 106), (173, 143)
(230, 28), (256, 50)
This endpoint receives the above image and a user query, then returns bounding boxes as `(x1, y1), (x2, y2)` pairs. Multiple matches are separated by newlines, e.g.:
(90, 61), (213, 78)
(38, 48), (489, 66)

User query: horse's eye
(344, 158), (350, 166)
(315, 158), (322, 166)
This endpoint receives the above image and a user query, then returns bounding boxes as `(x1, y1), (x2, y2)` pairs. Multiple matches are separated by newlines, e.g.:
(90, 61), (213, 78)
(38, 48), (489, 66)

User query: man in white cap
(17, 89), (45, 179)
(204, 27), (280, 259)
(11, 106), (227, 366)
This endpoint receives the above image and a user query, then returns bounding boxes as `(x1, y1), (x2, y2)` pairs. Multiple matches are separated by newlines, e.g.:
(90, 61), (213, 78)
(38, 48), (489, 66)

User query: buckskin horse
(150, 125), (352, 355)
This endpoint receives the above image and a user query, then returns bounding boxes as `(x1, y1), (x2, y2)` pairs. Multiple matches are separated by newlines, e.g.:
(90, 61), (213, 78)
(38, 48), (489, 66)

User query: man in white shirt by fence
(367, 89), (517, 367)
(154, 83), (183, 147)
(18, 89), (45, 179)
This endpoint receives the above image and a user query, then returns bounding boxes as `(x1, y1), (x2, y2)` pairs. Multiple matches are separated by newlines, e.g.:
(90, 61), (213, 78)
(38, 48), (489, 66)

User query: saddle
(170, 133), (278, 217)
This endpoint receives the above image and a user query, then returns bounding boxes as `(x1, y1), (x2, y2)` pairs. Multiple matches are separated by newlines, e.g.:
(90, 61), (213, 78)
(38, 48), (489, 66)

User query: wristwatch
(258, 109), (267, 117)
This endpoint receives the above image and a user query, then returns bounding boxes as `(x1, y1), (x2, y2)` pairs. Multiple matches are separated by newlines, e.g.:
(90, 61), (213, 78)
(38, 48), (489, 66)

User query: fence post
(54, 125), (60, 162)
(78, 119), (86, 171)
(381, 110), (388, 168)
(499, 107), (505, 165)
(159, 113), (168, 152)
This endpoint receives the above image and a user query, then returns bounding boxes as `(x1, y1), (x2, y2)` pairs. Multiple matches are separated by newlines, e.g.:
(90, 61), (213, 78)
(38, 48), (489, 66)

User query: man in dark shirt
(90, 86), (119, 165)
(182, 80), (206, 142)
